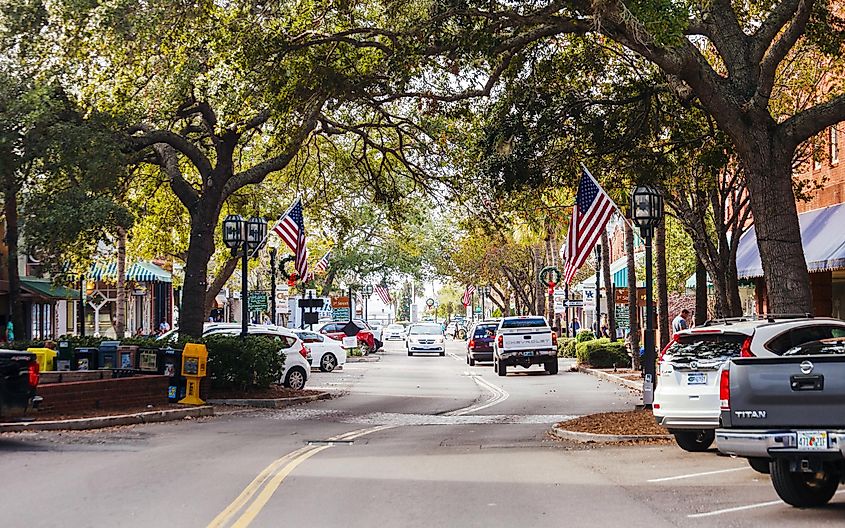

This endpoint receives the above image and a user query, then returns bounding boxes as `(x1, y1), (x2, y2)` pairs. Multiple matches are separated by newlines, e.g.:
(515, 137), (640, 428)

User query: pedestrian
(571, 318), (581, 336)
(134, 327), (145, 337)
(672, 309), (691, 334)
(6, 320), (13, 343)
(600, 315), (610, 338)
(159, 319), (171, 334)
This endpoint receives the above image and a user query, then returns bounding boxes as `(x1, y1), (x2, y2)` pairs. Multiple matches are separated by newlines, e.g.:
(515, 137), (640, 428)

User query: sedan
(295, 330), (347, 372)
(384, 324), (407, 340)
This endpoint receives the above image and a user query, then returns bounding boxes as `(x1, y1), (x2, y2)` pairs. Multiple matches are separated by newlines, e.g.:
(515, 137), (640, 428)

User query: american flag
(272, 198), (309, 278)
(374, 284), (392, 304)
(562, 164), (617, 285)
(461, 285), (475, 307)
(315, 250), (331, 273)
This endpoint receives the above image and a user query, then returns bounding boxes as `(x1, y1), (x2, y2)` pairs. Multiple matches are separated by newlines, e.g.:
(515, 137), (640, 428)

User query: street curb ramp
(208, 391), (331, 409)
(0, 406), (214, 433)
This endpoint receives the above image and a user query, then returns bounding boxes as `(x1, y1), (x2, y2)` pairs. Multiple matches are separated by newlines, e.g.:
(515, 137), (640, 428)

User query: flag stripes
(272, 198), (309, 279)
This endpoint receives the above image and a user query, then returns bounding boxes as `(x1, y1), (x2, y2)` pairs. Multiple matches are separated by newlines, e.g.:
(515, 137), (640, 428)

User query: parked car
(466, 321), (498, 365)
(716, 338), (845, 507)
(318, 321), (383, 352)
(0, 350), (41, 419)
(654, 316), (845, 452)
(384, 324), (407, 340)
(406, 323), (446, 356)
(493, 316), (558, 376)
(203, 324), (311, 390)
(295, 330), (347, 372)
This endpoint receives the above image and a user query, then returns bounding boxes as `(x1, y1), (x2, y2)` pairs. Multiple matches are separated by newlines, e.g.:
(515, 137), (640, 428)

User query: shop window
(831, 126), (840, 164)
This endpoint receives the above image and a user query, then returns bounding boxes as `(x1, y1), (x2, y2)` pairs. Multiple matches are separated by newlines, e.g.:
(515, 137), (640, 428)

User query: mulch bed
(556, 409), (670, 436)
(210, 385), (321, 400)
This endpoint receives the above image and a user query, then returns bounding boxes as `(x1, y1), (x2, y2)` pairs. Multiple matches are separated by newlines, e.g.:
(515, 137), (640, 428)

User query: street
(1, 339), (844, 528)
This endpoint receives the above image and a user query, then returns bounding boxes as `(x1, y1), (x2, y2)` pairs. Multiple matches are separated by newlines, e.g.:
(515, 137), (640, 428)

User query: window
(664, 334), (747, 361)
(831, 126), (840, 164)
(766, 325), (845, 354)
(500, 317), (548, 329)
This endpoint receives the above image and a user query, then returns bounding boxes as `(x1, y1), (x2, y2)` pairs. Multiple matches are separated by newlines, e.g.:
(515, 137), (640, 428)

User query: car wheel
(320, 353), (337, 373)
(408, 350), (413, 356)
(439, 351), (445, 356)
(284, 367), (307, 391)
(496, 358), (507, 377)
(546, 359), (559, 375)
(770, 458), (840, 507)
(748, 458), (771, 474)
(672, 429), (715, 452)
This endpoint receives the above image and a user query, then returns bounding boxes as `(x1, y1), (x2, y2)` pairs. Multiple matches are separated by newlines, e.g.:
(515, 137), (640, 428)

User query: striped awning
(88, 261), (172, 283)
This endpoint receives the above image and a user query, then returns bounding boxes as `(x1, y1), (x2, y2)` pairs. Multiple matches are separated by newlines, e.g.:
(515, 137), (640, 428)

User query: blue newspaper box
(98, 340), (121, 370)
(73, 347), (99, 371)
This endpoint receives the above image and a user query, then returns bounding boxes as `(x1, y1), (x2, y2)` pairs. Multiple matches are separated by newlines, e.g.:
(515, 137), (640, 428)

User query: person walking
(672, 309), (690, 334)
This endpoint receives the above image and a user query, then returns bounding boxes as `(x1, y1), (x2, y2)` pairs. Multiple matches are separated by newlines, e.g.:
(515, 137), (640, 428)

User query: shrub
(204, 335), (286, 391)
(576, 329), (596, 343)
(557, 337), (577, 357)
(576, 338), (630, 368)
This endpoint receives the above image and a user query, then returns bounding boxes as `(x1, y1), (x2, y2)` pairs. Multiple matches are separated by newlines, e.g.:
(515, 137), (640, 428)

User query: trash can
(56, 340), (73, 371)
(98, 340), (121, 370)
(73, 347), (98, 371)
(162, 347), (185, 402)
(117, 345), (138, 370)
(27, 347), (57, 372)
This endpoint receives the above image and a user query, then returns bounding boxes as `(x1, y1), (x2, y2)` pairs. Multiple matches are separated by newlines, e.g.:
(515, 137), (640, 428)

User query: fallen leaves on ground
(556, 409), (670, 436)
(211, 385), (321, 400)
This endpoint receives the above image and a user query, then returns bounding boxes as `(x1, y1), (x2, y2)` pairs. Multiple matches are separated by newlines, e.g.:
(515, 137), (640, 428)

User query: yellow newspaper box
(178, 343), (208, 405)
(28, 347), (57, 372)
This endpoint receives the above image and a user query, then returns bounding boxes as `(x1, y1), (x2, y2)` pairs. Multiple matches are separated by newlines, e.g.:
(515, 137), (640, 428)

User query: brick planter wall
(36, 376), (169, 415)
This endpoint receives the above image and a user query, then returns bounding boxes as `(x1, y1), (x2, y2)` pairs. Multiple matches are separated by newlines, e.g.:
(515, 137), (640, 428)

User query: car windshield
(783, 339), (845, 356)
(387, 325), (403, 330)
(409, 325), (442, 335)
(474, 324), (497, 337)
(664, 333), (747, 362)
(500, 317), (548, 329)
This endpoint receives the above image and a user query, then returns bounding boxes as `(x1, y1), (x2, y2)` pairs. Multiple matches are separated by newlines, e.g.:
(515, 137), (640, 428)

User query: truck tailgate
(501, 328), (553, 351)
(728, 356), (845, 428)
(0, 351), (37, 418)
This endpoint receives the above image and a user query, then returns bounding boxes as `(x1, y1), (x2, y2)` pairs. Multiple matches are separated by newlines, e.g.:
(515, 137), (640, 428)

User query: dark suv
(466, 321), (498, 365)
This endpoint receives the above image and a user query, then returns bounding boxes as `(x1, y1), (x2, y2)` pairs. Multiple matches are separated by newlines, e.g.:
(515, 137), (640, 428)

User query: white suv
(654, 316), (845, 452)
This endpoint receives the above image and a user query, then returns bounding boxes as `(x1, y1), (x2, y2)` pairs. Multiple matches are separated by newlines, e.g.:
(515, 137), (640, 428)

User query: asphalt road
(1, 338), (844, 527)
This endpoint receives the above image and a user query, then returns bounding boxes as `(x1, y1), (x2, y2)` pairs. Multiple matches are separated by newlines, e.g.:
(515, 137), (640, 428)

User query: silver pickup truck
(716, 338), (845, 507)
(493, 316), (558, 377)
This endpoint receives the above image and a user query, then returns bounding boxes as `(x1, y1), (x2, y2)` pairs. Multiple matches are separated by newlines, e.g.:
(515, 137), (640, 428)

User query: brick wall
(36, 375), (169, 415)
(797, 124), (845, 213)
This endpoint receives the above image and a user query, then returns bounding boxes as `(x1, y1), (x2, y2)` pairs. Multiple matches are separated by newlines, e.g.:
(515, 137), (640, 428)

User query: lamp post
(479, 285), (491, 320)
(630, 185), (664, 407)
(269, 247), (277, 326)
(595, 240), (602, 336)
(222, 214), (267, 336)
(363, 284), (373, 323)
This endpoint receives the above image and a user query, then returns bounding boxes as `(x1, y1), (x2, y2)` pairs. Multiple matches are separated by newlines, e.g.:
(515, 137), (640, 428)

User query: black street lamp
(222, 214), (267, 336)
(595, 239), (602, 336)
(362, 284), (373, 322)
(631, 185), (664, 407)
(479, 285), (491, 320)
(269, 247), (277, 326)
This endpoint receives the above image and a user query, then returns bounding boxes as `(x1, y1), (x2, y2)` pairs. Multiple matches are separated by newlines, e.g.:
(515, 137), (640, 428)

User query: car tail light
(719, 369), (730, 411)
(658, 335), (679, 363)
(299, 344), (309, 359)
(740, 337), (754, 357)
(28, 360), (40, 388)
(551, 332), (557, 346)
(468, 339), (475, 349)
(497, 334), (503, 348)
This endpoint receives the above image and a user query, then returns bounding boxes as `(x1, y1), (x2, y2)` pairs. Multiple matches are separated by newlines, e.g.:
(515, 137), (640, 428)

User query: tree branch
(781, 92), (845, 147)
(130, 127), (214, 179)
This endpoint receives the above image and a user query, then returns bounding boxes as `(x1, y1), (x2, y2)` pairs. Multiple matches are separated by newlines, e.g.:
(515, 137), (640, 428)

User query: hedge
(557, 337), (577, 357)
(576, 338), (630, 368)
(576, 329), (596, 343)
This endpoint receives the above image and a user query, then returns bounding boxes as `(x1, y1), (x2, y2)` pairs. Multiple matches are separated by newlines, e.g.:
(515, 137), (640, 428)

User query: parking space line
(647, 466), (749, 483)
(687, 490), (845, 518)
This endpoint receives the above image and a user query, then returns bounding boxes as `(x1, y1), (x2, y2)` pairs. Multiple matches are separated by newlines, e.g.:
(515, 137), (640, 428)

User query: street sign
(582, 289), (596, 309)
(615, 305), (630, 327)
(298, 298), (324, 309)
(563, 299), (584, 308)
(474, 306), (482, 314)
(331, 296), (350, 309)
(332, 308), (350, 321)
(248, 292), (268, 311)
(426, 298), (435, 307)
(615, 288), (629, 304)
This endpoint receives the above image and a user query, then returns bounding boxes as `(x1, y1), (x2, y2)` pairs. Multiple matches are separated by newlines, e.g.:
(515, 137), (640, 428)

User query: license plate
(797, 431), (828, 450)
(687, 372), (706, 385)
(522, 351), (534, 357)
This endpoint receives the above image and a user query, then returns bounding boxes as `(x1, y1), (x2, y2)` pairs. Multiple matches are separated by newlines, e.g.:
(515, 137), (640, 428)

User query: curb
(0, 406), (214, 433)
(346, 355), (381, 363)
(579, 367), (643, 392)
(550, 425), (671, 443)
(208, 392), (331, 409)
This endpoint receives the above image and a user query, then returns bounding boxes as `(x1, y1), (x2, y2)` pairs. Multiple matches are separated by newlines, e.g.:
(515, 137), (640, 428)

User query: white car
(384, 324), (406, 340)
(202, 323), (311, 390)
(654, 316), (845, 452)
(493, 316), (558, 376)
(295, 330), (347, 372)
(406, 323), (445, 356)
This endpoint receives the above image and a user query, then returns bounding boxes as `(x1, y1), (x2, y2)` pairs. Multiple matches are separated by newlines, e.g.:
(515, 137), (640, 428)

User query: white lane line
(687, 490), (845, 518)
(445, 374), (509, 416)
(648, 466), (749, 483)
(447, 351), (464, 363)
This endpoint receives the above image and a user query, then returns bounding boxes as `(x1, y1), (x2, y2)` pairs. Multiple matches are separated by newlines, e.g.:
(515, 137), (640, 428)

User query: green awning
(21, 278), (80, 299)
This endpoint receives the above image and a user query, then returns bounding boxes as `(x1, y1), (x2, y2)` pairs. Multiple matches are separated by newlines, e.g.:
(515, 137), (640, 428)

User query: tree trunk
(115, 227), (127, 338)
(695, 256), (708, 325)
(601, 230), (616, 339)
(625, 219), (640, 370)
(3, 180), (22, 340)
(321, 267), (338, 296)
(736, 130), (811, 314)
(180, 202), (220, 337)
(656, 218), (670, 350)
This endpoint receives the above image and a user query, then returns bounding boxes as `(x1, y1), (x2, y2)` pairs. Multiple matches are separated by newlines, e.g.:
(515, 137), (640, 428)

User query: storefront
(736, 202), (845, 317)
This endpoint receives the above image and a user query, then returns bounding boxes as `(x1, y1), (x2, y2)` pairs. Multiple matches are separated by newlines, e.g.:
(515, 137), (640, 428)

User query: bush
(204, 335), (286, 391)
(576, 338), (630, 368)
(576, 329), (596, 343)
(557, 337), (577, 357)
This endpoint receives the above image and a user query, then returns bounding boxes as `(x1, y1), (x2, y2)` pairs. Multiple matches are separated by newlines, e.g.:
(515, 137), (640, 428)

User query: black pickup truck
(0, 350), (41, 420)
(716, 338), (845, 507)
